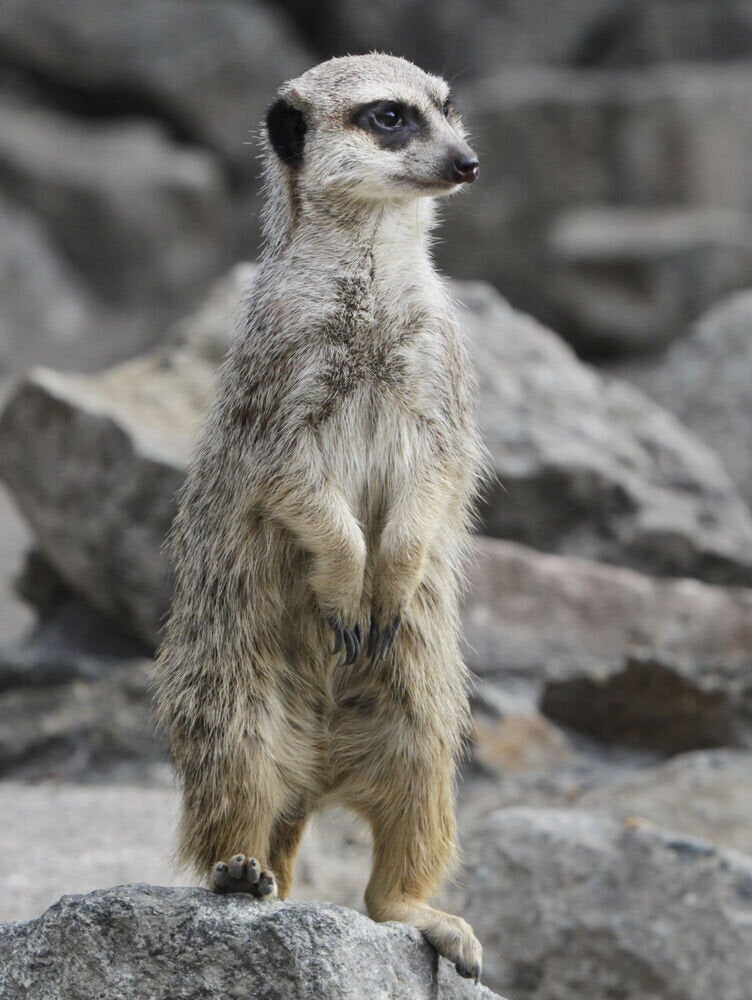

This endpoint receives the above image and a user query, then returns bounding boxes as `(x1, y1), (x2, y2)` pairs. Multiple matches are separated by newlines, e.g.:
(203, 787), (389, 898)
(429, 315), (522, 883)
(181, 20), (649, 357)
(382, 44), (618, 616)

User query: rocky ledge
(0, 884), (506, 1000)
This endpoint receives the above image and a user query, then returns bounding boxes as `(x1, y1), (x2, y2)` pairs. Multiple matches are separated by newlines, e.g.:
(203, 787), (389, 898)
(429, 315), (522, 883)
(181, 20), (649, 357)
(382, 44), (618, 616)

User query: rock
(450, 807), (752, 1000)
(541, 650), (752, 753)
(547, 206), (752, 356)
(578, 749), (752, 856)
(607, 290), (752, 509)
(445, 65), (752, 318)
(4, 269), (752, 646)
(0, 0), (311, 177)
(0, 884), (506, 1000)
(462, 536), (752, 683)
(0, 98), (230, 316)
(461, 280), (752, 585)
(0, 658), (166, 781)
(0, 361), (196, 644)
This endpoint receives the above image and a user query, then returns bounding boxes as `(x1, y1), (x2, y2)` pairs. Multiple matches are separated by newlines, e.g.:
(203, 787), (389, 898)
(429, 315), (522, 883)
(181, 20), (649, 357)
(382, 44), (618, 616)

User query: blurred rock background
(1, 3), (751, 998)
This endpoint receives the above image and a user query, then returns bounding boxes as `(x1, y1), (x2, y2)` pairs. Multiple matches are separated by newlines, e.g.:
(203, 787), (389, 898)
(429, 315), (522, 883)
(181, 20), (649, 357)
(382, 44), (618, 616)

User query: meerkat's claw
(455, 958), (482, 983)
(328, 617), (362, 665)
(256, 870), (277, 897)
(212, 862), (230, 891)
(368, 615), (402, 663)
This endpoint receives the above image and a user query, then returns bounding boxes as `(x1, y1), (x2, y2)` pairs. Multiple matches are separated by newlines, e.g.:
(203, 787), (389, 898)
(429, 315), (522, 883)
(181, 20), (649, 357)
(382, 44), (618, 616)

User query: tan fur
(155, 54), (485, 979)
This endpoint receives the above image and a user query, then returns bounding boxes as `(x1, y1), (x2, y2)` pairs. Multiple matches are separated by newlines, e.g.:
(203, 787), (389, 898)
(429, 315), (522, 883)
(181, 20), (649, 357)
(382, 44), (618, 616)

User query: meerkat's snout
(446, 149), (479, 185)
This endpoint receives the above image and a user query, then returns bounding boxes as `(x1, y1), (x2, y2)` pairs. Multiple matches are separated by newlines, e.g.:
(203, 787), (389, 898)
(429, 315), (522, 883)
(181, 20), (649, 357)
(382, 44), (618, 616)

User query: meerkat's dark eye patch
(266, 98), (307, 168)
(351, 100), (426, 149)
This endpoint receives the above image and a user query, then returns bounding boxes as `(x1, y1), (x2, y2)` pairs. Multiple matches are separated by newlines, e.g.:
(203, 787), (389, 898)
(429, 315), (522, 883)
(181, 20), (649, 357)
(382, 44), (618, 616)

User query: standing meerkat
(155, 53), (485, 981)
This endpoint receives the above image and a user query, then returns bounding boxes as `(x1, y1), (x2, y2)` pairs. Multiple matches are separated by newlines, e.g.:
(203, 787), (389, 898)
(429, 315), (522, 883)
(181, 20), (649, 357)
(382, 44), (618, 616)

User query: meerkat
(155, 53), (485, 981)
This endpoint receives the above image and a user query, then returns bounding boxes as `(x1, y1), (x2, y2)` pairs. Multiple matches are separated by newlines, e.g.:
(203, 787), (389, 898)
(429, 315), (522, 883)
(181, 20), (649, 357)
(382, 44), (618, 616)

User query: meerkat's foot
(369, 898), (482, 983)
(418, 906), (482, 983)
(211, 854), (277, 899)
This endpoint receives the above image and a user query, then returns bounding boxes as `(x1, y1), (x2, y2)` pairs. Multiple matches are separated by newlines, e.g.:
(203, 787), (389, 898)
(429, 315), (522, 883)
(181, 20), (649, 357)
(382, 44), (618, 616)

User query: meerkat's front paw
(328, 616), (362, 665)
(212, 854), (277, 898)
(367, 614), (402, 663)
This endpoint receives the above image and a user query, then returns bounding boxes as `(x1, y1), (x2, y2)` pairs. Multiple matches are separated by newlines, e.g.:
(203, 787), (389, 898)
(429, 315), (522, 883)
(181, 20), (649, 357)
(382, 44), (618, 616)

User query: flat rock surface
(0, 884), (505, 1000)
(463, 536), (752, 681)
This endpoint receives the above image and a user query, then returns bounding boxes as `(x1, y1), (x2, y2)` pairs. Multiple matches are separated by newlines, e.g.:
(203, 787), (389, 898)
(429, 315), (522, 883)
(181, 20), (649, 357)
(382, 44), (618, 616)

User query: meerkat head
(263, 53), (478, 206)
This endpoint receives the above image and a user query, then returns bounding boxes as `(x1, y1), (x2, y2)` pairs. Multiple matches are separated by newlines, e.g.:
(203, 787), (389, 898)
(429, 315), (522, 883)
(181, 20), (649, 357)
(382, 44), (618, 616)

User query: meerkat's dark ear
(266, 98), (307, 168)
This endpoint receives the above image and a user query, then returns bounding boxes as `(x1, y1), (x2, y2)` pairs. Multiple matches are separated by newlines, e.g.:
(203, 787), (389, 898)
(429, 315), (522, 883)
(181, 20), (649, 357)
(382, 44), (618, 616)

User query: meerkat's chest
(313, 328), (453, 518)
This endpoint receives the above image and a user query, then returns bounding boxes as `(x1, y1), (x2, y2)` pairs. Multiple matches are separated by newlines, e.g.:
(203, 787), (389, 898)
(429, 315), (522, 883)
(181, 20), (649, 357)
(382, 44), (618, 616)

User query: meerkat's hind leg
(361, 742), (482, 981)
(212, 854), (278, 898)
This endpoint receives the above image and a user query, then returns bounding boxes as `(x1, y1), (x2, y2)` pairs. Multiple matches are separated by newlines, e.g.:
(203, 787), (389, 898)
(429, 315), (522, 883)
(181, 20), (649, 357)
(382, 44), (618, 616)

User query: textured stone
(0, 884), (506, 1000)
(282, 0), (614, 79)
(609, 289), (752, 509)
(461, 281), (752, 584)
(0, 195), (100, 380)
(548, 206), (752, 356)
(470, 683), (572, 775)
(452, 807), (752, 1000)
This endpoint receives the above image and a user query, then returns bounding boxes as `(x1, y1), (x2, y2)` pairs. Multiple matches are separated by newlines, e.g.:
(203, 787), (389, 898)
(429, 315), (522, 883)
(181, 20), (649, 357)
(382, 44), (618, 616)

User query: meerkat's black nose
(451, 154), (479, 184)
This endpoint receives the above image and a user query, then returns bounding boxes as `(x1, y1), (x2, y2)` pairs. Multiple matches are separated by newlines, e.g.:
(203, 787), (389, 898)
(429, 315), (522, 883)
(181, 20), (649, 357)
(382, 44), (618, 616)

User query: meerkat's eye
(371, 105), (404, 130)
(351, 100), (425, 147)
(442, 100), (451, 119)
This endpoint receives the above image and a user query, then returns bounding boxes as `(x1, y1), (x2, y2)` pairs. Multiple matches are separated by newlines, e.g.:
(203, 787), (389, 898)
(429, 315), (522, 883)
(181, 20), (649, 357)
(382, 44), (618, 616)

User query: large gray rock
(461, 281), (752, 584)
(0, 99), (230, 315)
(450, 807), (752, 1000)
(608, 290), (752, 509)
(0, 885), (505, 1000)
(0, 0), (311, 176)
(4, 269), (752, 646)
(0, 266), (259, 645)
(548, 206), (752, 356)
(463, 536), (752, 683)
(283, 0), (752, 80)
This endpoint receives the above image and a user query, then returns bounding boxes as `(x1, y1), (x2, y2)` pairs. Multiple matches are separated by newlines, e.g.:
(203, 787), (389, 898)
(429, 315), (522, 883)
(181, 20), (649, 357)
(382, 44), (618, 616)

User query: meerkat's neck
(261, 166), (438, 275)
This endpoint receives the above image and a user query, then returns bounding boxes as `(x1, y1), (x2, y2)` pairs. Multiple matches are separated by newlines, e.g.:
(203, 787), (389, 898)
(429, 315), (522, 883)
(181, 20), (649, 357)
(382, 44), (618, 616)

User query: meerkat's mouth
(393, 175), (460, 193)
